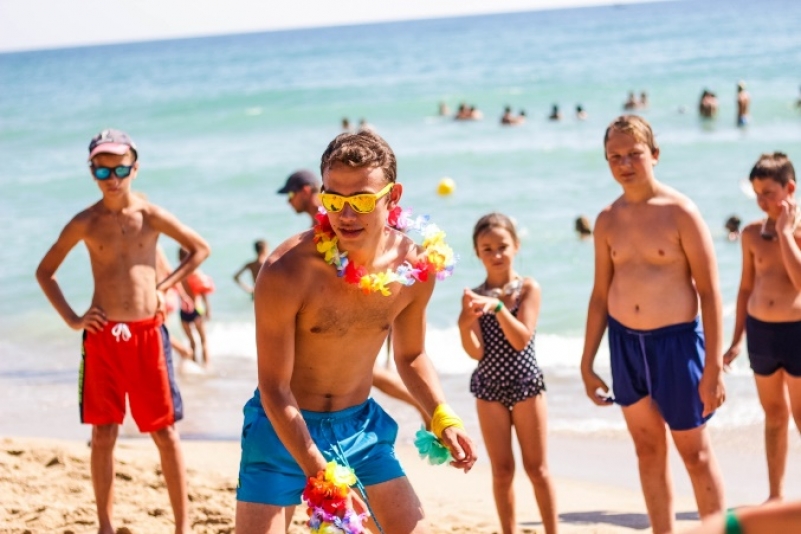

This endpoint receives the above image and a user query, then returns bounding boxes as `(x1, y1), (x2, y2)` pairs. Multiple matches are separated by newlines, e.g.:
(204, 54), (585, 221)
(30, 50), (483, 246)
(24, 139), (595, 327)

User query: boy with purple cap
(36, 128), (210, 534)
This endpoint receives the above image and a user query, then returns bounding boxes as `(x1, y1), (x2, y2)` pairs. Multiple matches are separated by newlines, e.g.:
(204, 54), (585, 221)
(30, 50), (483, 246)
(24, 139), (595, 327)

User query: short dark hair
(320, 130), (397, 184)
(725, 215), (741, 232)
(254, 240), (267, 253)
(749, 152), (795, 186)
(575, 216), (592, 236)
(472, 213), (519, 250)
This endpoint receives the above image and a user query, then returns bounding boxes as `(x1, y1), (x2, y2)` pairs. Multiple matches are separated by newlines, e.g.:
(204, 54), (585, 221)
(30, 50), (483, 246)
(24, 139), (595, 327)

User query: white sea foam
(203, 320), (607, 374)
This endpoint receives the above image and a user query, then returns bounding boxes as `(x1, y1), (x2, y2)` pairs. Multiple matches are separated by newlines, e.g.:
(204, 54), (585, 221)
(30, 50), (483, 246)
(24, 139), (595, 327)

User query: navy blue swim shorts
(236, 390), (405, 506)
(608, 315), (712, 431)
(746, 315), (801, 377)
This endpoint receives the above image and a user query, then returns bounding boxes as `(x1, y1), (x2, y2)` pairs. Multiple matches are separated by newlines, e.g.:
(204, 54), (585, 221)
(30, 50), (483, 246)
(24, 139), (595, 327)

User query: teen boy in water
(36, 129), (210, 534)
(724, 152), (801, 503)
(580, 115), (726, 534)
(237, 131), (476, 533)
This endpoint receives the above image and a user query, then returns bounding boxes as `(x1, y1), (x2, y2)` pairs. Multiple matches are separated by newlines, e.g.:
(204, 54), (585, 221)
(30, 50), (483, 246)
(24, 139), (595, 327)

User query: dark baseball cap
(277, 169), (320, 194)
(87, 129), (138, 161)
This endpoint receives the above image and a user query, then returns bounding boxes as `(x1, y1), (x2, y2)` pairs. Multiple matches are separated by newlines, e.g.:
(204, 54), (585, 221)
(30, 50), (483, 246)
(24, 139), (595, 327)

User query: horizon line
(0, 0), (670, 55)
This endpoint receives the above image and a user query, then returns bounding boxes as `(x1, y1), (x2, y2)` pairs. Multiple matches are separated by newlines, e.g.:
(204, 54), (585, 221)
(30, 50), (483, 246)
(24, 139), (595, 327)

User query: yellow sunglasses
(319, 183), (394, 214)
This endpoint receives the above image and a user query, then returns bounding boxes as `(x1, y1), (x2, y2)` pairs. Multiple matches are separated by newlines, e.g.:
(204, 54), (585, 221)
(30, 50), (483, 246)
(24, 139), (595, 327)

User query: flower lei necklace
(303, 461), (366, 533)
(313, 206), (456, 296)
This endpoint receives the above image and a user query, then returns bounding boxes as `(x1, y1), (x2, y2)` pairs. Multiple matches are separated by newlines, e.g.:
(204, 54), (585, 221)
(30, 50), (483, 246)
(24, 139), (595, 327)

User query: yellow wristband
(431, 403), (464, 439)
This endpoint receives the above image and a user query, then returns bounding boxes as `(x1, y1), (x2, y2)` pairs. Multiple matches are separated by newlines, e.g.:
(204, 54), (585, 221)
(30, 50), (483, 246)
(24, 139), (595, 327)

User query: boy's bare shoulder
(657, 184), (700, 213)
(68, 200), (106, 230)
(138, 198), (173, 220)
(741, 221), (763, 241)
(263, 230), (317, 273)
(594, 202), (617, 230)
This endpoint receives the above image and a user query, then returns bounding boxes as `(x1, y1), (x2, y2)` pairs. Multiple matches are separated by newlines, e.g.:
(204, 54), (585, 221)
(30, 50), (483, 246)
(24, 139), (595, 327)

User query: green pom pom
(414, 426), (452, 465)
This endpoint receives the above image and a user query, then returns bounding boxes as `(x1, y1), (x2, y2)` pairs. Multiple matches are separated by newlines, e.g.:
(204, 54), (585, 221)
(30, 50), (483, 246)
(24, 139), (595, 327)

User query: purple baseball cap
(87, 129), (138, 161)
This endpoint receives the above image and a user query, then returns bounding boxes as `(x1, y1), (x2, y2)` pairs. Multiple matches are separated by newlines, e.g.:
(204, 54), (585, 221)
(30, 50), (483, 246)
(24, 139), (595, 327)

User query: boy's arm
(677, 204), (725, 416)
(232, 264), (254, 294)
(724, 227), (756, 366)
(149, 206), (210, 291)
(255, 258), (327, 477)
(35, 216), (106, 332)
(776, 200), (801, 290)
(394, 281), (476, 472)
(580, 211), (613, 404)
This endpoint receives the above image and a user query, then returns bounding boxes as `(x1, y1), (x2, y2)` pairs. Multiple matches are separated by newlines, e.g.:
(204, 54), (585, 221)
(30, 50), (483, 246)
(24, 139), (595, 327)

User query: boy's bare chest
(607, 225), (682, 266)
(299, 285), (404, 337)
(84, 212), (158, 260)
(751, 238), (788, 275)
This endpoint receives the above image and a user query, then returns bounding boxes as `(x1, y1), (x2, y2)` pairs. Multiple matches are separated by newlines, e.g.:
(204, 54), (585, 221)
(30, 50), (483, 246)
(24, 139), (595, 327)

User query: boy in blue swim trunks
(724, 152), (801, 502)
(580, 115), (726, 534)
(236, 130), (477, 534)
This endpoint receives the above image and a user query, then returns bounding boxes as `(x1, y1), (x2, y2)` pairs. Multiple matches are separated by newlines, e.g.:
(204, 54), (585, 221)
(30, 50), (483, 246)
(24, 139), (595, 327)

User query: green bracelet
(724, 509), (743, 534)
(494, 300), (504, 314)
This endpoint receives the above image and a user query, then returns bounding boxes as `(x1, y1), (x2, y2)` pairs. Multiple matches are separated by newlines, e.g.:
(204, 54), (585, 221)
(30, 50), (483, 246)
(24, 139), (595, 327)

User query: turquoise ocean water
(1, 0), (801, 445)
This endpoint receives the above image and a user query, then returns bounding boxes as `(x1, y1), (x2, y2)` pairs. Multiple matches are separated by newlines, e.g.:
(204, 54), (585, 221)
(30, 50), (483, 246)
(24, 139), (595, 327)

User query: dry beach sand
(0, 435), (709, 534)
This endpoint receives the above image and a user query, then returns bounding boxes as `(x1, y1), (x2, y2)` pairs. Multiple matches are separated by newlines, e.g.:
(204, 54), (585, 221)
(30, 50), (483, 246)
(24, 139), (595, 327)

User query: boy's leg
(754, 371), (790, 501)
(170, 337), (193, 360)
(194, 317), (209, 366)
(477, 399), (516, 534)
(363, 476), (428, 534)
(621, 398), (673, 534)
(512, 394), (558, 534)
(235, 502), (290, 534)
(91, 424), (119, 534)
(786, 374), (801, 434)
(180, 321), (196, 361)
(151, 425), (190, 533)
(671, 425), (725, 517)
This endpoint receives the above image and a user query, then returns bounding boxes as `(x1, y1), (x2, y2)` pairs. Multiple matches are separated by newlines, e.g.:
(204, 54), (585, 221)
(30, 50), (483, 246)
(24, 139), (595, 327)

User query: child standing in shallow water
(458, 213), (558, 534)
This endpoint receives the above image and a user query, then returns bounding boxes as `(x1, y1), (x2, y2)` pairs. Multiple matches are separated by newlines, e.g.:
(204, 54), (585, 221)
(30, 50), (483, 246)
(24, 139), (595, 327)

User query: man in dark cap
(277, 169), (322, 221)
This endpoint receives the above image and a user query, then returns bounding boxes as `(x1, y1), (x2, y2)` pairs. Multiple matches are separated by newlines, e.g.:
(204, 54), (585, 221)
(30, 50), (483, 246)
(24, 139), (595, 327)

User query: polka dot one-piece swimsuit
(469, 298), (546, 409)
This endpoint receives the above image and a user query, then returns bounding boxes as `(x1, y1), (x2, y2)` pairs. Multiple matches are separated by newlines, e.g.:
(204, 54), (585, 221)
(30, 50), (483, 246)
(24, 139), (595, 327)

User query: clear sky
(0, 0), (657, 53)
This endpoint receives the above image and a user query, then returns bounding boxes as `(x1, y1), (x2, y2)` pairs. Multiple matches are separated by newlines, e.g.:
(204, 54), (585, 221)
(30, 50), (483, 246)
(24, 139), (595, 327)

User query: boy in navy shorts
(580, 115), (726, 534)
(36, 129), (210, 533)
(724, 152), (801, 502)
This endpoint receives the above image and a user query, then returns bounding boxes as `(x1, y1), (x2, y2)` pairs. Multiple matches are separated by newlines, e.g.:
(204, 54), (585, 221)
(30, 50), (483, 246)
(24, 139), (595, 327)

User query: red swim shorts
(79, 316), (183, 432)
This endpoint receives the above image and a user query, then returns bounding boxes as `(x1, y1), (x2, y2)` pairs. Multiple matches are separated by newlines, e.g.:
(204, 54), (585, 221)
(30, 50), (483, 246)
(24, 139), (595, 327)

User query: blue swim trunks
(608, 315), (712, 431)
(236, 390), (405, 506)
(746, 315), (801, 377)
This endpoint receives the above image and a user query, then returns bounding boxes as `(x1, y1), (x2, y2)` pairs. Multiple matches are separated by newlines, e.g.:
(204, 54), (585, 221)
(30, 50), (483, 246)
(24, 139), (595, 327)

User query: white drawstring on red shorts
(111, 323), (131, 342)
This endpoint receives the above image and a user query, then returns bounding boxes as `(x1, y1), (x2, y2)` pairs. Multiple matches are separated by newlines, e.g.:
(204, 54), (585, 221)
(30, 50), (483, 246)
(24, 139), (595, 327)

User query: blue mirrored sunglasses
(90, 165), (134, 180)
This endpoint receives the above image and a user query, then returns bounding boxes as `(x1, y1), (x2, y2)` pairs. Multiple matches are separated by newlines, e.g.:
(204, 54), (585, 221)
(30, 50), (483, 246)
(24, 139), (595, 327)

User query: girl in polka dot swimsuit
(458, 213), (558, 534)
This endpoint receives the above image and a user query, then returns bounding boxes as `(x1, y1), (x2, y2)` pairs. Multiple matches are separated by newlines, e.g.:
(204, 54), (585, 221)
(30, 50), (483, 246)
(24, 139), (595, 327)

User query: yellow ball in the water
(437, 177), (456, 196)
